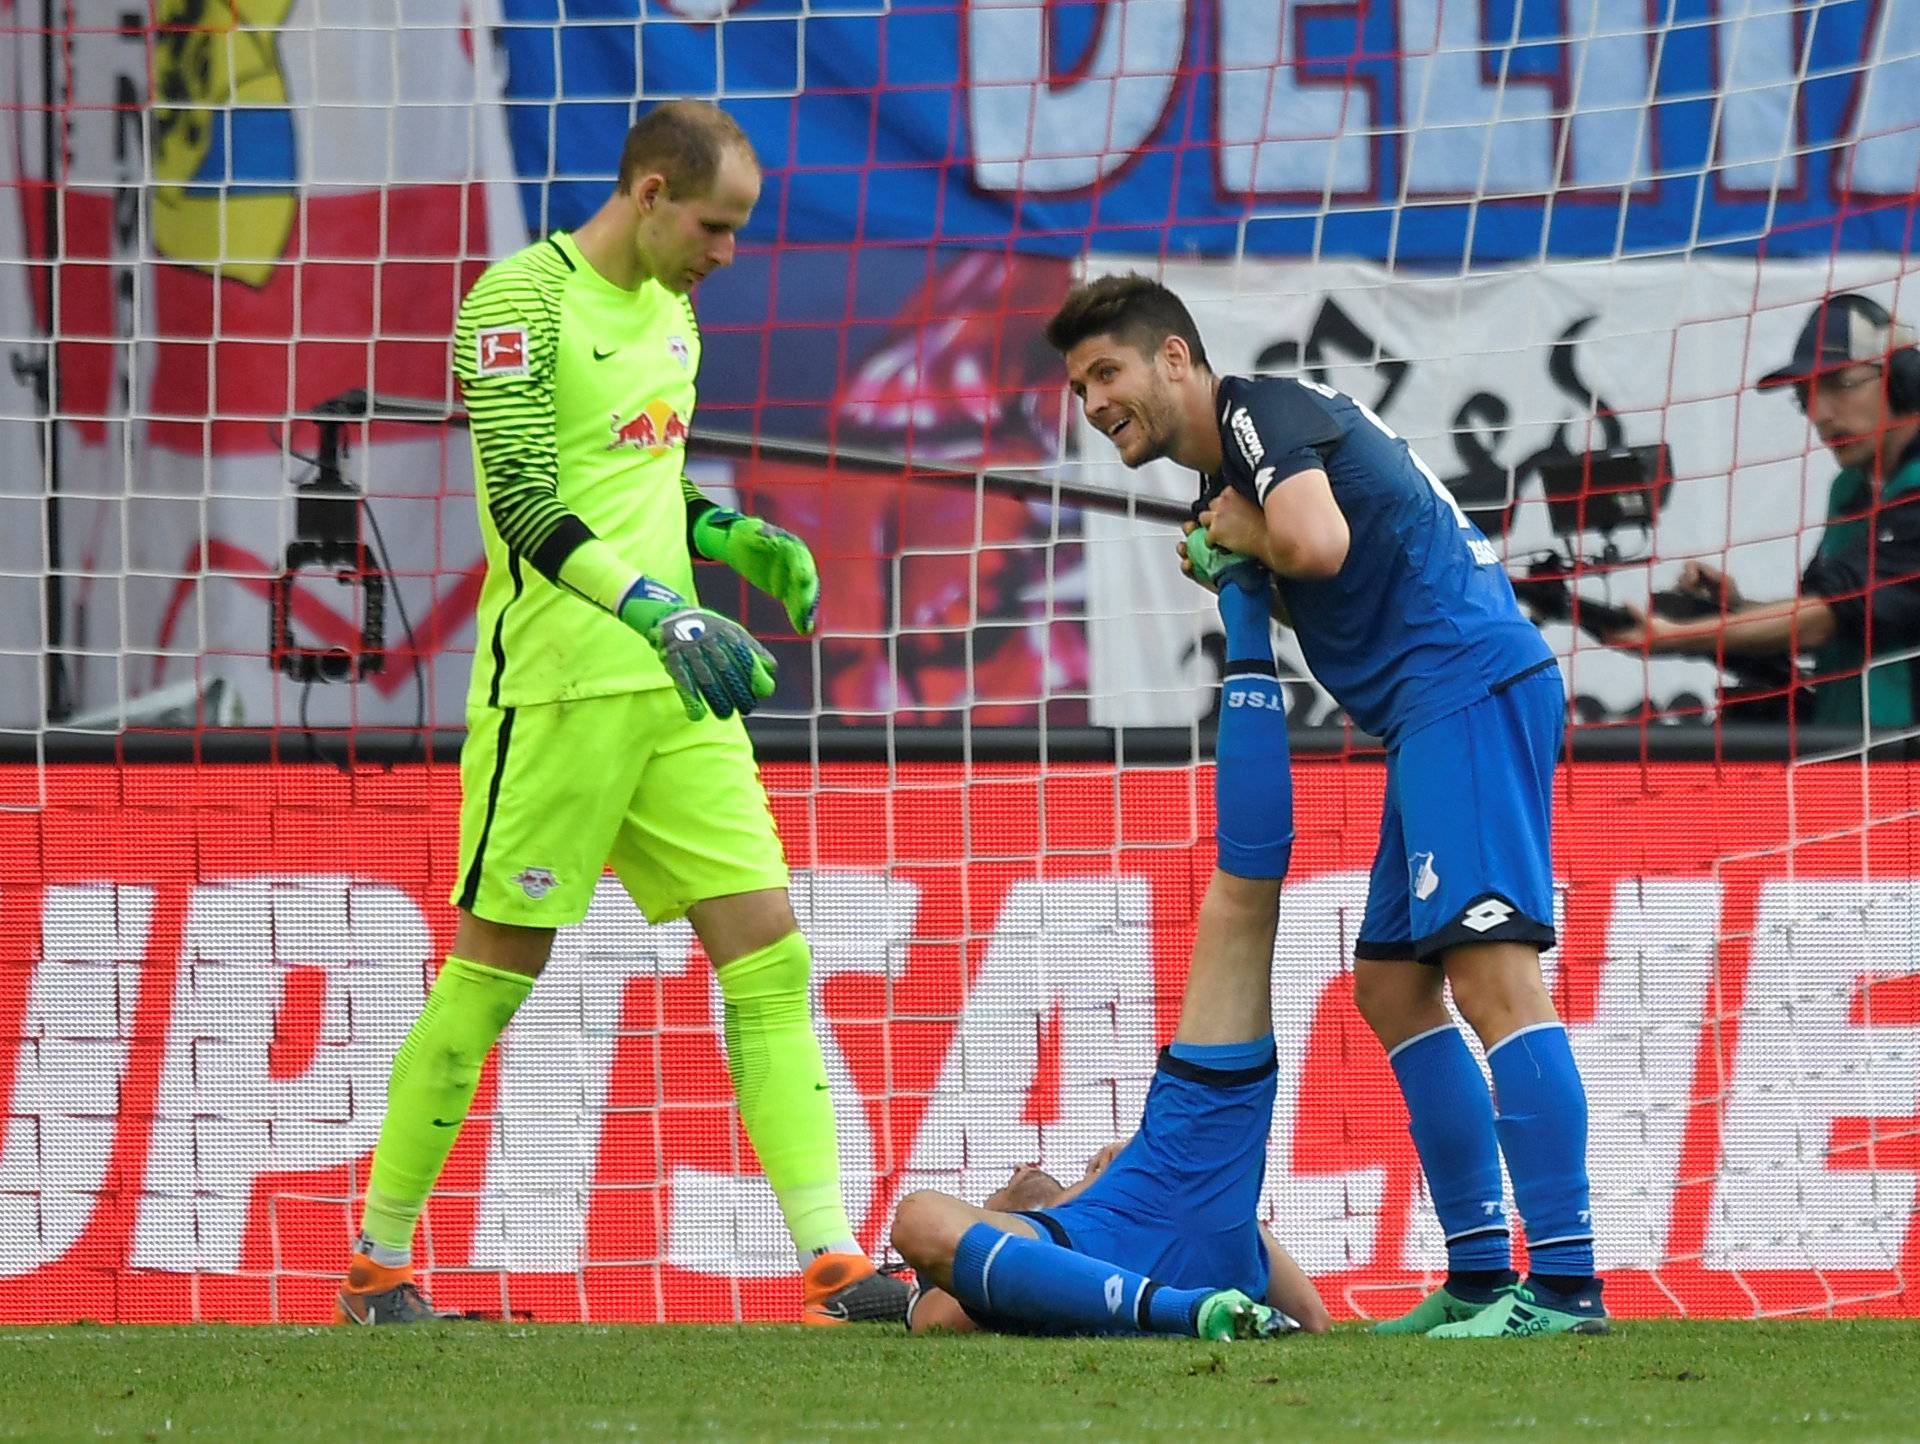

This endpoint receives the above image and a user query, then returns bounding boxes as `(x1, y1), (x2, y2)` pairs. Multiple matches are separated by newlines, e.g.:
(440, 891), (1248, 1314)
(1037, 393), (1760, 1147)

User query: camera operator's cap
(1757, 292), (1917, 391)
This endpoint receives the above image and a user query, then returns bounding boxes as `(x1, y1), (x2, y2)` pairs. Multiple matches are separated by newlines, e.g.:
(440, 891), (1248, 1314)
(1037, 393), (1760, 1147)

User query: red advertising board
(1, 760), (1916, 1323)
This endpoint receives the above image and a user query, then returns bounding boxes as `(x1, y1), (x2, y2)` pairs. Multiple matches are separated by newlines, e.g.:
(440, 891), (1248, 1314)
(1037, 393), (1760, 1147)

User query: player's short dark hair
(1045, 273), (1210, 372)
(617, 100), (758, 198)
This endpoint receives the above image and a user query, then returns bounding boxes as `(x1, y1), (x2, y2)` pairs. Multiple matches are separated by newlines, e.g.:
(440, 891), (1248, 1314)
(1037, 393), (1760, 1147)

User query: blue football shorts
(1355, 662), (1562, 964)
(1024, 1047), (1276, 1301)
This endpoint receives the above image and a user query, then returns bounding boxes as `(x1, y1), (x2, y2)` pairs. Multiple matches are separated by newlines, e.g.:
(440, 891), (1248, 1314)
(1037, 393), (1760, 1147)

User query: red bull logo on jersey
(608, 399), (690, 455)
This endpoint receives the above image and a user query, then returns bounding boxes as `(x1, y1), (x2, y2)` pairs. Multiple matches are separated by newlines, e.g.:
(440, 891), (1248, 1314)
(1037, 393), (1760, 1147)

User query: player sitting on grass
(889, 556), (1330, 1342)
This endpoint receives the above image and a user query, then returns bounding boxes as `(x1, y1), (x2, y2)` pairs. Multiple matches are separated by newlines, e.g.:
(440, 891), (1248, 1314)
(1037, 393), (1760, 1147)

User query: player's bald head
(617, 100), (759, 199)
(1046, 273), (1210, 373)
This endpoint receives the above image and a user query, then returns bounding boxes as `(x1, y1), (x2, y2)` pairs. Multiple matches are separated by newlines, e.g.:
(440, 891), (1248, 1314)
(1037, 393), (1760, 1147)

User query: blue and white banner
(497, 0), (1920, 260)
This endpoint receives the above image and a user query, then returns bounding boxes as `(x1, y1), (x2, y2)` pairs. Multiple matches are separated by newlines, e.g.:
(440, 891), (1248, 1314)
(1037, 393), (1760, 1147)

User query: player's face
(634, 147), (761, 294)
(1064, 334), (1184, 468)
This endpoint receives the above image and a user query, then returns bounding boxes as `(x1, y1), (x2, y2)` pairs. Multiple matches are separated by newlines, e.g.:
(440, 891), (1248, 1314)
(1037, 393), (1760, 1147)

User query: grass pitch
(3, 1320), (1916, 1442)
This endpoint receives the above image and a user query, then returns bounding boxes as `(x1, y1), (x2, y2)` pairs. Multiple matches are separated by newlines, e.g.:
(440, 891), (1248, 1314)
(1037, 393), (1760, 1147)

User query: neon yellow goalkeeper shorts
(452, 688), (790, 928)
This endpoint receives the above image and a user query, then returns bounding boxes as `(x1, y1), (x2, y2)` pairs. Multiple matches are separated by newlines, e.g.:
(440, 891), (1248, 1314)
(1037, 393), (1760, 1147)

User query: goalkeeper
(337, 101), (905, 1327)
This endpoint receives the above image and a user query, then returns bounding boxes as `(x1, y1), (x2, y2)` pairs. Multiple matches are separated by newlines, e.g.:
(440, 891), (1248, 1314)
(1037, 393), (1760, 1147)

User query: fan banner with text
(1, 760), (1915, 1323)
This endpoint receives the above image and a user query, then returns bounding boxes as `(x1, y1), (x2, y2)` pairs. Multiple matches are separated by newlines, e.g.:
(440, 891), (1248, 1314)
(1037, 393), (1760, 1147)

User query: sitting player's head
(984, 1163), (1067, 1213)
(983, 1139), (1130, 1214)
(1046, 273), (1212, 470)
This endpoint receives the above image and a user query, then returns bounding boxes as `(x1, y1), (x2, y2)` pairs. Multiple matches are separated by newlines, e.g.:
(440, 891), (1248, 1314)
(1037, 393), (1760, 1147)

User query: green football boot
(1372, 1282), (1515, 1335)
(1193, 1289), (1300, 1341)
(1427, 1281), (1610, 1338)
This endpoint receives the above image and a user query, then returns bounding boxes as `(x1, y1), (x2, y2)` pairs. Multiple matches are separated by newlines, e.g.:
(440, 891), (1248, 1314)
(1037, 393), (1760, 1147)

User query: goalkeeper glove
(617, 577), (777, 722)
(693, 508), (820, 635)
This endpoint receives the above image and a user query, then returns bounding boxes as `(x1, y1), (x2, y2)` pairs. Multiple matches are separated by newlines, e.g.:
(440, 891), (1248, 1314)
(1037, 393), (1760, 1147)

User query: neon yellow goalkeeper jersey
(453, 231), (704, 709)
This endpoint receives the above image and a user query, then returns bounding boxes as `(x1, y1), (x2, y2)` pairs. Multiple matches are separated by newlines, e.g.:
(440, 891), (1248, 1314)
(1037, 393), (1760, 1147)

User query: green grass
(3, 1321), (1917, 1442)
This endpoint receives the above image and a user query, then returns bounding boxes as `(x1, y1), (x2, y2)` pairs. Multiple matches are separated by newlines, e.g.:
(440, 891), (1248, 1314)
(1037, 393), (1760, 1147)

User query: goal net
(0, 0), (1916, 1322)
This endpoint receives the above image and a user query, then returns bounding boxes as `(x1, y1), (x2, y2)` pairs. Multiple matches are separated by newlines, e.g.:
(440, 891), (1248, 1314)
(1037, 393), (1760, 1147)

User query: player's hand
(1180, 522), (1250, 593)
(1083, 1138), (1128, 1181)
(1197, 486), (1269, 563)
(617, 579), (778, 721)
(696, 508), (821, 634)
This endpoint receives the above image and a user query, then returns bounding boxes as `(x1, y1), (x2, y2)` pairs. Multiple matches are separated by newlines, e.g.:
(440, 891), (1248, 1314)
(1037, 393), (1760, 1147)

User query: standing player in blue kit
(1044, 274), (1606, 1338)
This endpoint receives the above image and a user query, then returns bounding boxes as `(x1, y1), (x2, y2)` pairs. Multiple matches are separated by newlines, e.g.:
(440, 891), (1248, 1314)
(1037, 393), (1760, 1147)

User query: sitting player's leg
(620, 694), (905, 1323)
(342, 699), (634, 1324)
(1160, 558), (1305, 1340)
(891, 1187), (1264, 1339)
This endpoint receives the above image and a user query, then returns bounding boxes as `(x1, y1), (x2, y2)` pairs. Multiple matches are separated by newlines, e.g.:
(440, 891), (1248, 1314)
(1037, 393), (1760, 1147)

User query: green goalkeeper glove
(693, 508), (820, 635)
(617, 577), (777, 722)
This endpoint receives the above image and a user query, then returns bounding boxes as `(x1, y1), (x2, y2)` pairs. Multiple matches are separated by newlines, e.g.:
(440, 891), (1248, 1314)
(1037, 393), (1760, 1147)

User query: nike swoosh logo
(814, 1083), (830, 1092)
(431, 1118), (462, 1128)
(593, 347), (618, 361)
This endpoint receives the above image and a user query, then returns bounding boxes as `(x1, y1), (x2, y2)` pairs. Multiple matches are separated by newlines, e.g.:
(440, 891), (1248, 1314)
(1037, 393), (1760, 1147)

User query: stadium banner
(495, 0), (1920, 259)
(3, 0), (1084, 730)
(2, 760), (1915, 1324)
(12, 0), (528, 733)
(1080, 253), (1919, 728)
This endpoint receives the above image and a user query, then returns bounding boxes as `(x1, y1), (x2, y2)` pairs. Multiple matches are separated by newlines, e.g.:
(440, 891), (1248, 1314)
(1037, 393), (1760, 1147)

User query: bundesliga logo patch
(476, 325), (528, 376)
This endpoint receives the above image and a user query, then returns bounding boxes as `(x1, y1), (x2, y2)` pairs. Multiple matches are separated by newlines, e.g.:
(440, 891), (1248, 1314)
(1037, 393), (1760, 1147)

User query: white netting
(0, 0), (1915, 1322)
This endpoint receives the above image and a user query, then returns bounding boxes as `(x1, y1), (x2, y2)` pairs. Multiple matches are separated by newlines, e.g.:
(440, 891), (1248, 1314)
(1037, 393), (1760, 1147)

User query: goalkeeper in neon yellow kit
(337, 101), (905, 1326)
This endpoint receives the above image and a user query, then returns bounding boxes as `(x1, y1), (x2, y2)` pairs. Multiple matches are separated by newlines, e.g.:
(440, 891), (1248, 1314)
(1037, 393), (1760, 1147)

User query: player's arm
(1256, 1223), (1331, 1334)
(1200, 387), (1349, 580)
(1199, 474), (1349, 580)
(454, 268), (773, 720)
(682, 481), (820, 635)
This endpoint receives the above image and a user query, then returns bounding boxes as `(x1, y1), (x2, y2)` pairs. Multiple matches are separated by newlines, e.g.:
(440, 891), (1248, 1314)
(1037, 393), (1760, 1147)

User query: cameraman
(1603, 293), (1920, 729)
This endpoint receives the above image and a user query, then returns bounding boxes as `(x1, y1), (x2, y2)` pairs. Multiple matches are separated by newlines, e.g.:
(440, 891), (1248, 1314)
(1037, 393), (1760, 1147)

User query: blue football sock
(948, 1223), (1214, 1336)
(1487, 1022), (1595, 1280)
(1388, 1024), (1511, 1275)
(1166, 1036), (1275, 1073)
(1214, 572), (1293, 880)
(1217, 568), (1274, 665)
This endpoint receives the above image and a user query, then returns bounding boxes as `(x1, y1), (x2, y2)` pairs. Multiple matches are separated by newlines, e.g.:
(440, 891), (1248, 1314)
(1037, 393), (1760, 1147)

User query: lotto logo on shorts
(514, 866), (558, 899)
(1462, 898), (1514, 932)
(476, 326), (529, 376)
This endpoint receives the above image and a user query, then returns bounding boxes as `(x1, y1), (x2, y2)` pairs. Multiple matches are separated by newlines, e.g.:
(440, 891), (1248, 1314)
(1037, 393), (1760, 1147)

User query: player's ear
(632, 172), (668, 213)
(1161, 333), (1193, 380)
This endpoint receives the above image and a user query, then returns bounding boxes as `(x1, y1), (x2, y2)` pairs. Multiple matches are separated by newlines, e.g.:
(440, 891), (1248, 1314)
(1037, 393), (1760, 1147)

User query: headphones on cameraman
(1844, 293), (1920, 416)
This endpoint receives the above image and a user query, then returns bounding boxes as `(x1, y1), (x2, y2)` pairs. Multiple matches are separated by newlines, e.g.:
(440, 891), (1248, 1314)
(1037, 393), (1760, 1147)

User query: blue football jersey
(1204, 375), (1554, 744)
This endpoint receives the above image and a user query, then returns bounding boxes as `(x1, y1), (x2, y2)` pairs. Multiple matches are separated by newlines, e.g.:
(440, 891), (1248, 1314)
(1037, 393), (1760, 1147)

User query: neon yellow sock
(716, 931), (855, 1259)
(359, 955), (533, 1258)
